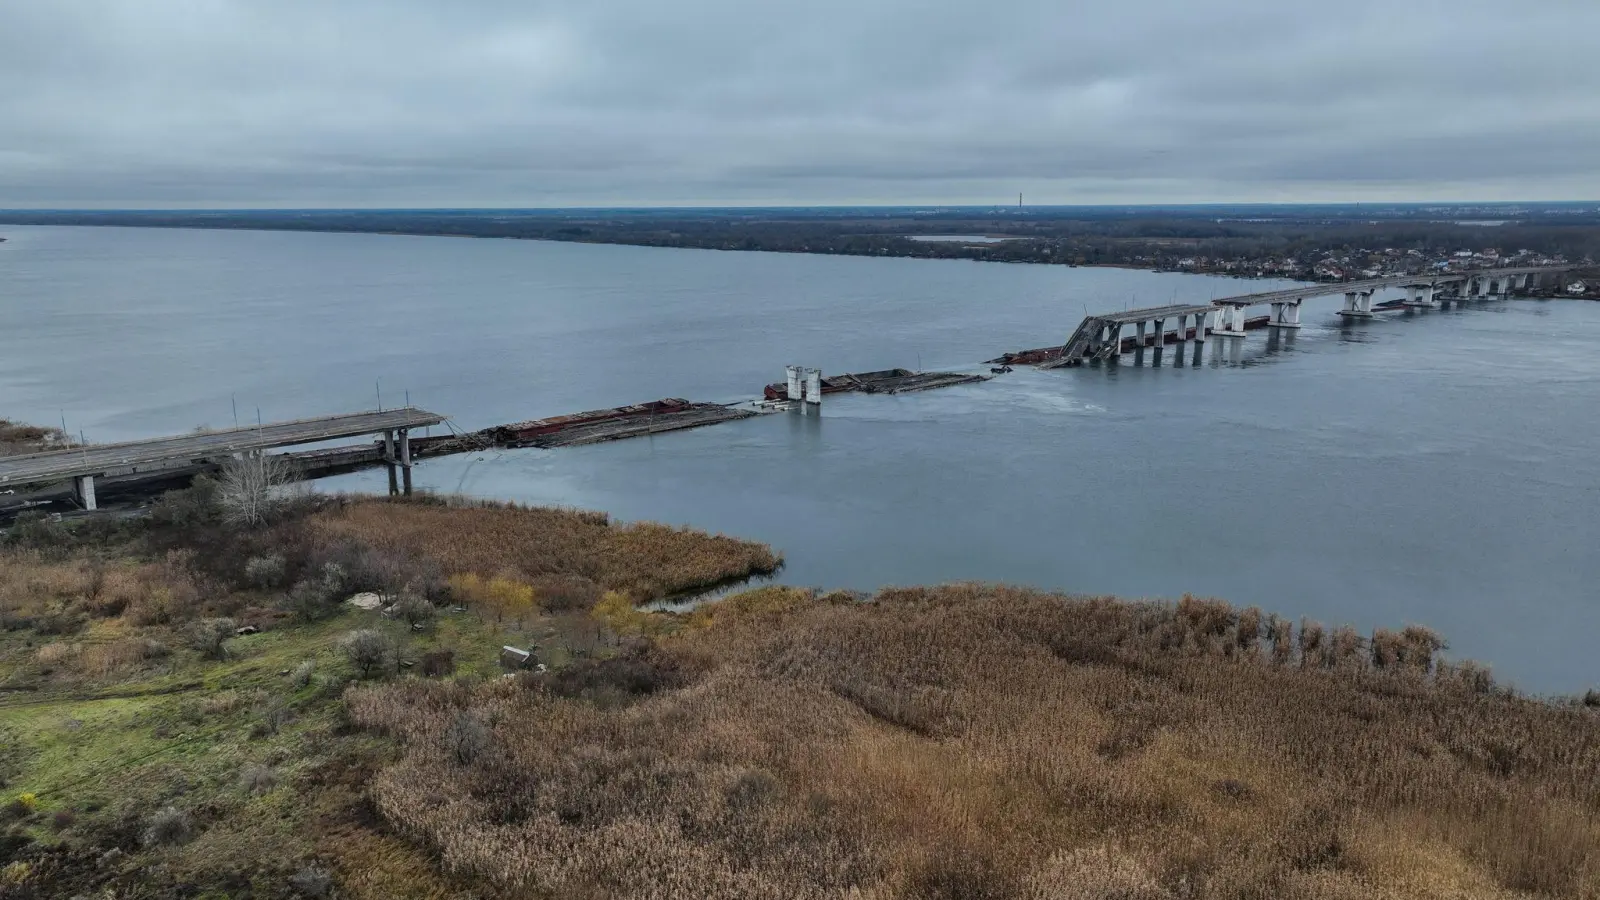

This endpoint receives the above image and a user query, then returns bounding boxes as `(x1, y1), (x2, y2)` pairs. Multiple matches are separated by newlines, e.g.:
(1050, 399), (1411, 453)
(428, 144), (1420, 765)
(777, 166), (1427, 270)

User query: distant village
(1164, 246), (1593, 296)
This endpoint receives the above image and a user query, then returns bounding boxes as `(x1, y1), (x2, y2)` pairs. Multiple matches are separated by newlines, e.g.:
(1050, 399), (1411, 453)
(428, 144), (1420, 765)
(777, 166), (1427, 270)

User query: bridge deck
(1097, 303), (1215, 324)
(0, 408), (445, 487)
(1210, 266), (1567, 307)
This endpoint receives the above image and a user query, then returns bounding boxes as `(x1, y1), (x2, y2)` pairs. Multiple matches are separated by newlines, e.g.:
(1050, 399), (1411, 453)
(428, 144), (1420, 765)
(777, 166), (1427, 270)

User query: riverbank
(4, 210), (1591, 283)
(2, 486), (1597, 898)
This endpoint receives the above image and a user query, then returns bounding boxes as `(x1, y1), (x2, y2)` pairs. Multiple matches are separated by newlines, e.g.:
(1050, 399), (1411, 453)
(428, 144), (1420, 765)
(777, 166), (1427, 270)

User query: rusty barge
(763, 368), (988, 401)
(488, 400), (758, 448)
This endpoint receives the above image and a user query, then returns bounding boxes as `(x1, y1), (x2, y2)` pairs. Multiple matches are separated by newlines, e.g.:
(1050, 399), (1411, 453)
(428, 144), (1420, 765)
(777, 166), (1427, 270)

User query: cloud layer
(3, 0), (1596, 206)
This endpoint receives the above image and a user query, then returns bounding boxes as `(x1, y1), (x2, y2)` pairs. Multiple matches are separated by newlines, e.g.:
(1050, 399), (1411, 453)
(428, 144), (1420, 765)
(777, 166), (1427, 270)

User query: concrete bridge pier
(1402, 284), (1438, 309)
(1152, 318), (1166, 349)
(1106, 323), (1125, 363)
(399, 428), (413, 496)
(382, 428), (414, 496)
(805, 368), (823, 404)
(1193, 309), (1208, 343)
(1340, 291), (1375, 319)
(1268, 298), (1303, 327)
(72, 474), (97, 511)
(1215, 305), (1249, 337)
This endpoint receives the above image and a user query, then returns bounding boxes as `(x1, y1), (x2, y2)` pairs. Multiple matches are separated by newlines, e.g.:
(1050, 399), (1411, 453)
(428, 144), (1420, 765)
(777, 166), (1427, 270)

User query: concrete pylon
(1215, 305), (1249, 336)
(73, 474), (97, 511)
(785, 366), (802, 402)
(805, 368), (822, 405)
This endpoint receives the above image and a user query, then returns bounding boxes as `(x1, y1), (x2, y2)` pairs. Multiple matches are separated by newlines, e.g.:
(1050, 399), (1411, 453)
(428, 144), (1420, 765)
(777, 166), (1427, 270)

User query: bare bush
(243, 554), (288, 590)
(289, 659), (316, 689)
(420, 649), (455, 678)
(391, 588), (436, 630)
(141, 806), (194, 847)
(289, 865), (333, 897)
(340, 628), (394, 679)
(218, 452), (299, 529)
(442, 711), (490, 765)
(187, 617), (238, 660)
(239, 764), (278, 795)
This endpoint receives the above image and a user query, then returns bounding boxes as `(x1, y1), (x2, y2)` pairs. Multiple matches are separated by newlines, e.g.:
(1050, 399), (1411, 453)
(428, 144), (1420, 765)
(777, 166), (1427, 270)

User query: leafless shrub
(141, 806), (194, 847)
(239, 764), (278, 795)
(243, 554), (287, 590)
(218, 452), (299, 529)
(288, 865), (333, 897)
(187, 617), (237, 660)
(253, 699), (291, 737)
(442, 711), (490, 765)
(339, 628), (394, 679)
(289, 659), (316, 690)
(391, 588), (435, 630)
(420, 649), (455, 678)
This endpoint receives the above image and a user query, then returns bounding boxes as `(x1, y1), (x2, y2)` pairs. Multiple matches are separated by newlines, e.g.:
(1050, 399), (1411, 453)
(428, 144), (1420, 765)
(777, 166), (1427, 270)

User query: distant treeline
(4, 206), (1599, 270)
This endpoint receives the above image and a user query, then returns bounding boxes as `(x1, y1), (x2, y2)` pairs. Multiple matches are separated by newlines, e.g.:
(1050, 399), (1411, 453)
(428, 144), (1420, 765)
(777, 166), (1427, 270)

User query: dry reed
(348, 584), (1600, 899)
(306, 498), (780, 602)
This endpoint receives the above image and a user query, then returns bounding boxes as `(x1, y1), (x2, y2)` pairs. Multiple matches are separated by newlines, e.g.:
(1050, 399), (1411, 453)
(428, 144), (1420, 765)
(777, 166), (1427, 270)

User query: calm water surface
(3, 225), (1597, 692)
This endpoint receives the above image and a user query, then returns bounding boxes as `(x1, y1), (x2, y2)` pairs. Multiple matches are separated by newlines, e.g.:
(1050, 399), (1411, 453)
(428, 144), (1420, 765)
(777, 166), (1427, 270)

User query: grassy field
(0, 486), (782, 898)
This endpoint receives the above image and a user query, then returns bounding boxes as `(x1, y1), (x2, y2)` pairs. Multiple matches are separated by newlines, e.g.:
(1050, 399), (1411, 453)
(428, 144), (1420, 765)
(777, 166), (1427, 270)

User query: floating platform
(763, 368), (987, 401)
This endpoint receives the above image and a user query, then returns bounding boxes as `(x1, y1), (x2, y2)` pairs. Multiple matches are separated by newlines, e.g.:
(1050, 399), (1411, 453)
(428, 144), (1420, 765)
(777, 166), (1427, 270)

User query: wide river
(2, 225), (1596, 692)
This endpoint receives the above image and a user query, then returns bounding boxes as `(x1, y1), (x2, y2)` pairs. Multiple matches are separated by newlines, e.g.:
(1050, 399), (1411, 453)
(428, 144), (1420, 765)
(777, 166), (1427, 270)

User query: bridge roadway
(1207, 265), (1569, 309)
(0, 407), (445, 506)
(1052, 264), (1576, 366)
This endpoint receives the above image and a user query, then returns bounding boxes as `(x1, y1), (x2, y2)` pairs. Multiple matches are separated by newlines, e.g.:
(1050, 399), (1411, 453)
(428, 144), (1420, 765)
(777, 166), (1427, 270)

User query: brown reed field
(305, 496), (782, 602)
(350, 585), (1600, 900)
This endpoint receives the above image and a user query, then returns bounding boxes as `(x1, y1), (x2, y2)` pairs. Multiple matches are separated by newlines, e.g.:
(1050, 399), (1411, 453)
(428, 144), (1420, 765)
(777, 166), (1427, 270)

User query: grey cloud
(1, 0), (1596, 206)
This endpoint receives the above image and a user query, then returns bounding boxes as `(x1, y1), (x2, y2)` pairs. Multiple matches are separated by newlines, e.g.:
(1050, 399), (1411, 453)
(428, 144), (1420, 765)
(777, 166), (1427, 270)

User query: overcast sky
(2, 0), (1596, 207)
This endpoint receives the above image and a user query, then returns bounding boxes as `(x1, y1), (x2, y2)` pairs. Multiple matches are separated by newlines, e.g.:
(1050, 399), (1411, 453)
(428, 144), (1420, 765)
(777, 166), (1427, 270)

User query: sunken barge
(762, 368), (987, 401)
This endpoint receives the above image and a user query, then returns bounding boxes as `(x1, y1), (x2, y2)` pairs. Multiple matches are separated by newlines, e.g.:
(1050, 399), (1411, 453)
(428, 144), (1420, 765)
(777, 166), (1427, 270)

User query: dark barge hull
(763, 368), (987, 401)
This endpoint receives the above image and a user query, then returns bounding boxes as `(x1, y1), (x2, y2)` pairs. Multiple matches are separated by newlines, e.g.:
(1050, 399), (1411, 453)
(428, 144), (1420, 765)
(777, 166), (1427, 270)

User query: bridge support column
(383, 429), (398, 496)
(1215, 305), (1248, 336)
(1268, 299), (1302, 328)
(1340, 291), (1374, 319)
(1402, 285), (1437, 308)
(786, 366), (803, 402)
(399, 428), (413, 496)
(1107, 324), (1124, 362)
(1135, 321), (1147, 347)
(1193, 309), (1208, 343)
(1152, 318), (1165, 349)
(73, 474), (97, 511)
(806, 368), (822, 404)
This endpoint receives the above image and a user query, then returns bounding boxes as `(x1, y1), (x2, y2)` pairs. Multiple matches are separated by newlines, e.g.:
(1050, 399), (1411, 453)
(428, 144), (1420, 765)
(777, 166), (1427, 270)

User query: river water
(2, 225), (1596, 692)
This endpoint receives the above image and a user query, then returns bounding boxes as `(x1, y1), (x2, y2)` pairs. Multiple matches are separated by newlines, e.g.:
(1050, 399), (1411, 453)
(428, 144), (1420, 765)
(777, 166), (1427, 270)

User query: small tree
(443, 711), (490, 765)
(188, 617), (238, 660)
(218, 452), (298, 528)
(339, 629), (394, 679)
(391, 588), (436, 631)
(244, 554), (288, 590)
